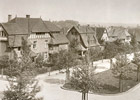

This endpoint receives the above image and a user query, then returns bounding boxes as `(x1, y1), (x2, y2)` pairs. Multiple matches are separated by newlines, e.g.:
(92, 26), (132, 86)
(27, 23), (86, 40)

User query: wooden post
(1, 68), (3, 78)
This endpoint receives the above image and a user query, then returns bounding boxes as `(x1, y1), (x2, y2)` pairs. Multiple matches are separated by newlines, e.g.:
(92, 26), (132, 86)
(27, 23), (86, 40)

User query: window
(33, 41), (37, 49)
(49, 46), (53, 50)
(45, 40), (48, 48)
(36, 33), (45, 35)
(44, 52), (48, 59)
(18, 47), (21, 51)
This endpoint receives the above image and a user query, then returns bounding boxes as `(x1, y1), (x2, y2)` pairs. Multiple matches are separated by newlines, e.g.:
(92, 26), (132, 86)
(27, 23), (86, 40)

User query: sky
(0, 0), (140, 24)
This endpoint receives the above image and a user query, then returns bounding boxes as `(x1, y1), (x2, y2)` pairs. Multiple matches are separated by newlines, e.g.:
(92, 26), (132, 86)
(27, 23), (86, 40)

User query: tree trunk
(86, 92), (88, 100)
(119, 75), (122, 92)
(82, 93), (84, 100)
(102, 56), (103, 63)
(83, 92), (86, 100)
(137, 67), (139, 81)
(48, 67), (51, 76)
(110, 58), (112, 69)
(66, 68), (70, 83)
(1, 68), (3, 78)
(125, 53), (127, 64)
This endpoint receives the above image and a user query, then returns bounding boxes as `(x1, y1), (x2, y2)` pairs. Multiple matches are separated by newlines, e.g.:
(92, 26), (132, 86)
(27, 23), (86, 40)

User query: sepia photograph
(0, 0), (140, 100)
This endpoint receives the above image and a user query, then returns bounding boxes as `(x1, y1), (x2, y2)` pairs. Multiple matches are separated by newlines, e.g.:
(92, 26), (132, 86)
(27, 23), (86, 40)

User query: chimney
(8, 15), (12, 22)
(26, 15), (30, 18)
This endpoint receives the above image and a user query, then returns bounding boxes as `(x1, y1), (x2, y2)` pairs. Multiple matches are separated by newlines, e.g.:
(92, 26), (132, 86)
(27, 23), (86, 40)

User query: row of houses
(101, 27), (131, 43)
(0, 15), (138, 60)
(0, 15), (69, 60)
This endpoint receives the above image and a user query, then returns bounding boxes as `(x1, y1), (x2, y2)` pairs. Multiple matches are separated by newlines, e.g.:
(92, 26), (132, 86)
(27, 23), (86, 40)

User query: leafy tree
(132, 52), (140, 81)
(69, 38), (81, 54)
(69, 60), (96, 100)
(57, 50), (78, 82)
(103, 42), (119, 59)
(112, 55), (132, 92)
(0, 55), (9, 77)
(35, 54), (50, 74)
(3, 37), (39, 100)
(131, 33), (138, 52)
(89, 47), (103, 66)
(53, 20), (79, 29)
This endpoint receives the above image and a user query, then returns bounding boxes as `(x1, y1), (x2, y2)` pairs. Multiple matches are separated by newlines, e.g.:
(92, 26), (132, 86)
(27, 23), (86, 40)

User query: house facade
(129, 27), (140, 44)
(0, 25), (8, 57)
(107, 26), (131, 43)
(67, 25), (100, 56)
(0, 15), (69, 60)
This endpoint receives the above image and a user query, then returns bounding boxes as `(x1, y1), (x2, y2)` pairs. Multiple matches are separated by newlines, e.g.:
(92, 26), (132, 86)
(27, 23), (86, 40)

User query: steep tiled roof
(49, 33), (69, 45)
(68, 25), (99, 48)
(1, 23), (25, 35)
(80, 34), (100, 48)
(134, 28), (140, 42)
(108, 27), (130, 39)
(2, 17), (68, 47)
(74, 25), (95, 34)
(44, 21), (60, 32)
(9, 18), (50, 33)
(8, 35), (31, 47)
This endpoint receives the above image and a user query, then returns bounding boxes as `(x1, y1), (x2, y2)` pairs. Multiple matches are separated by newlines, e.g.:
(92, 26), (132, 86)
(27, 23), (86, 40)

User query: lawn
(63, 63), (140, 94)
(92, 69), (139, 94)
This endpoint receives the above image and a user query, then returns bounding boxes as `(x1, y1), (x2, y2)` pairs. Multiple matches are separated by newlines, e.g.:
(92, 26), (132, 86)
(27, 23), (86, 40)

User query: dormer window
(36, 33), (45, 35)
(0, 31), (6, 37)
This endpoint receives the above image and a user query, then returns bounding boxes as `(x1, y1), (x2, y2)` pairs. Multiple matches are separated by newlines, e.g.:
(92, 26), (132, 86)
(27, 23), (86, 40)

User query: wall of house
(0, 41), (8, 56)
(0, 26), (8, 57)
(48, 45), (59, 54)
(67, 28), (81, 43)
(59, 44), (68, 50)
(29, 33), (50, 59)
(125, 36), (131, 43)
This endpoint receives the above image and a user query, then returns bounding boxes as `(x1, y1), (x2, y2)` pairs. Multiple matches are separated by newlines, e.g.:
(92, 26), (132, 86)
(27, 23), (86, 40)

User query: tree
(69, 38), (81, 54)
(57, 50), (78, 82)
(3, 37), (39, 100)
(69, 60), (96, 100)
(132, 52), (140, 81)
(0, 55), (9, 77)
(103, 42), (119, 59)
(89, 47), (103, 67)
(131, 33), (138, 52)
(112, 55), (132, 92)
(35, 54), (50, 75)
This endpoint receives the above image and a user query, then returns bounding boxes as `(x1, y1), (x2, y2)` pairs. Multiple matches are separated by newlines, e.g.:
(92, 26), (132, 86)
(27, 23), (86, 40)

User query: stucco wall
(0, 41), (8, 56)
(59, 44), (68, 50)
(29, 38), (50, 54)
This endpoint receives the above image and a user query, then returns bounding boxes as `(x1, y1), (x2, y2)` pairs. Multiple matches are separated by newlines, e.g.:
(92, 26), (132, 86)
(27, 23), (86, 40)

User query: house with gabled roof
(107, 26), (131, 43)
(129, 27), (140, 44)
(67, 25), (100, 56)
(0, 15), (69, 60)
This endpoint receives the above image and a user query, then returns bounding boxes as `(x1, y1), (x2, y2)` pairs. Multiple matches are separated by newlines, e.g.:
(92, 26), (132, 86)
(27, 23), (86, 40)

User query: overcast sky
(0, 0), (140, 24)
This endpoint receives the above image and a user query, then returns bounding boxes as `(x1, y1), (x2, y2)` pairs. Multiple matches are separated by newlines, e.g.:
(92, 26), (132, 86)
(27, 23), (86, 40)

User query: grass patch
(64, 68), (140, 94)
